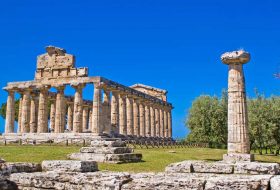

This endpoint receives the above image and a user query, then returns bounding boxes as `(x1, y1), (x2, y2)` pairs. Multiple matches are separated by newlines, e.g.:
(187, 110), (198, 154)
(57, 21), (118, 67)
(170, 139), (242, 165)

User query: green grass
(0, 145), (279, 172)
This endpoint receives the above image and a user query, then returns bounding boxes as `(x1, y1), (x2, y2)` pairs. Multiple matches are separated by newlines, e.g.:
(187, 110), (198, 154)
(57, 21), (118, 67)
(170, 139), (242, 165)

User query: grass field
(0, 145), (279, 172)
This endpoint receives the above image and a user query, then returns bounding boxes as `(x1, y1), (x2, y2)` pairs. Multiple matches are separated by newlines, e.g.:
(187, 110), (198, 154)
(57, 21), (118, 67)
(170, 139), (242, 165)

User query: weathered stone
(80, 147), (133, 154)
(0, 163), (41, 176)
(165, 160), (202, 173)
(192, 162), (233, 174)
(223, 153), (254, 163)
(271, 175), (280, 190)
(41, 160), (98, 172)
(234, 162), (280, 175)
(90, 139), (126, 147)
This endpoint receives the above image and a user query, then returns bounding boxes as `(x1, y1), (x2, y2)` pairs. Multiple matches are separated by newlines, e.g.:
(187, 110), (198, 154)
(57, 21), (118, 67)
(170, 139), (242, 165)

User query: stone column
(102, 90), (111, 134)
(126, 96), (134, 136)
(82, 106), (89, 132)
(88, 108), (93, 131)
(67, 103), (73, 131)
(5, 90), (15, 133)
(167, 109), (172, 138)
(54, 85), (66, 133)
(145, 104), (151, 137)
(139, 102), (145, 137)
(221, 50), (253, 162)
(133, 99), (140, 137)
(150, 105), (155, 137)
(92, 84), (102, 135)
(155, 106), (160, 137)
(30, 92), (39, 133)
(17, 94), (23, 133)
(72, 84), (84, 133)
(159, 108), (164, 137)
(37, 86), (50, 133)
(111, 91), (119, 135)
(163, 109), (168, 138)
(49, 100), (56, 132)
(21, 89), (31, 133)
(118, 94), (127, 135)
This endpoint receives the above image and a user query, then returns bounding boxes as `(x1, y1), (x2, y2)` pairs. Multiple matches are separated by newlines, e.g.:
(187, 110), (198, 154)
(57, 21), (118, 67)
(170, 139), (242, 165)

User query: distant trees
(186, 91), (280, 154)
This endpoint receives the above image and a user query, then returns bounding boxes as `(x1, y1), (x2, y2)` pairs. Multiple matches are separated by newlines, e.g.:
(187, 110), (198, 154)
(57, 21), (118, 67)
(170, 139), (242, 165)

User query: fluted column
(92, 84), (102, 135)
(102, 90), (111, 134)
(126, 96), (134, 136)
(88, 108), (93, 131)
(139, 102), (145, 137)
(72, 84), (84, 133)
(67, 103), (73, 131)
(111, 91), (119, 134)
(5, 90), (15, 133)
(150, 105), (155, 137)
(145, 104), (151, 137)
(163, 108), (168, 137)
(82, 106), (89, 132)
(49, 100), (56, 132)
(167, 109), (172, 138)
(119, 94), (127, 135)
(21, 89), (31, 133)
(37, 86), (49, 133)
(159, 108), (164, 137)
(133, 99), (140, 136)
(17, 94), (23, 133)
(30, 92), (39, 133)
(155, 106), (160, 137)
(54, 85), (66, 133)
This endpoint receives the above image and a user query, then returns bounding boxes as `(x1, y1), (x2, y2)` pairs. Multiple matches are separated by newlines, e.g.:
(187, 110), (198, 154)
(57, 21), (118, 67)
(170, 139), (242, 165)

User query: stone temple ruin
(3, 46), (173, 143)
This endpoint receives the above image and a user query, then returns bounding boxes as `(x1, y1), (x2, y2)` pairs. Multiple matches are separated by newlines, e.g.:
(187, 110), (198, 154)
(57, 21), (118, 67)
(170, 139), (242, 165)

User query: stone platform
(68, 139), (142, 163)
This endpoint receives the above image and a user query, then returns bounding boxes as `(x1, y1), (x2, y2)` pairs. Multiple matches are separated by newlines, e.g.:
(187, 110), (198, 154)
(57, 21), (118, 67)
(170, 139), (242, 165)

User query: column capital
(71, 82), (86, 90)
(37, 84), (51, 91)
(54, 85), (65, 92)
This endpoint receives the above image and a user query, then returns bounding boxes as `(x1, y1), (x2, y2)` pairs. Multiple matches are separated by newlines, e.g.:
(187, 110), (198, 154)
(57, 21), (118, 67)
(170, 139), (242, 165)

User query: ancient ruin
(3, 46), (173, 142)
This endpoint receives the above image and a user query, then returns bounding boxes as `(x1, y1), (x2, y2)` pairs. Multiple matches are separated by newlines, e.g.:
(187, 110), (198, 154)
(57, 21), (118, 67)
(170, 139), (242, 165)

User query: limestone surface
(234, 162), (280, 175)
(271, 175), (280, 190)
(41, 160), (98, 172)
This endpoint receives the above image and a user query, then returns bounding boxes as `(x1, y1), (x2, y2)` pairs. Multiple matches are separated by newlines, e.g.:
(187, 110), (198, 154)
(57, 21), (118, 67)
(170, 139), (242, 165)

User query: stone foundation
(223, 153), (255, 163)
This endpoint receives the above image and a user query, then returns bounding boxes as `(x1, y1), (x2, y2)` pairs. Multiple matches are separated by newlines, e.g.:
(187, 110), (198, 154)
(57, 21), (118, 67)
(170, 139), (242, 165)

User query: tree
(0, 99), (20, 122)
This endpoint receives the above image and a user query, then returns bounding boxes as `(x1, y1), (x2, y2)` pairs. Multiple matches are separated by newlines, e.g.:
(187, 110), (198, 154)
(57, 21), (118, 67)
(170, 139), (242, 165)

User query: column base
(223, 153), (254, 163)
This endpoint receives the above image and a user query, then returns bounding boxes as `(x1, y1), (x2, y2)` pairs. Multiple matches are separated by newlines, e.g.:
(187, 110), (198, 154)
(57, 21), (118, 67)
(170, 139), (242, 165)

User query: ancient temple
(3, 46), (173, 139)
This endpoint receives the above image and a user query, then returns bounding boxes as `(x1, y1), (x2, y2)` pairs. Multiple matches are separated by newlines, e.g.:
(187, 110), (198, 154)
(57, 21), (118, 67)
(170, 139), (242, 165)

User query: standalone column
(221, 50), (253, 162)
(139, 102), (145, 137)
(92, 84), (102, 135)
(72, 84), (84, 133)
(37, 86), (49, 133)
(163, 109), (168, 138)
(126, 96), (134, 136)
(49, 100), (56, 132)
(119, 94), (127, 135)
(17, 94), (23, 133)
(159, 108), (164, 137)
(145, 104), (151, 137)
(167, 109), (172, 138)
(30, 92), (39, 133)
(21, 89), (31, 133)
(55, 85), (66, 133)
(82, 106), (89, 132)
(133, 99), (140, 136)
(111, 91), (119, 134)
(155, 107), (160, 137)
(102, 90), (111, 134)
(67, 103), (73, 131)
(4, 90), (15, 133)
(150, 105), (155, 137)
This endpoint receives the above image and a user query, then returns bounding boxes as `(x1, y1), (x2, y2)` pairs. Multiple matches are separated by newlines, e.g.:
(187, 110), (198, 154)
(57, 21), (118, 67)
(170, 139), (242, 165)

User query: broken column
(221, 50), (253, 162)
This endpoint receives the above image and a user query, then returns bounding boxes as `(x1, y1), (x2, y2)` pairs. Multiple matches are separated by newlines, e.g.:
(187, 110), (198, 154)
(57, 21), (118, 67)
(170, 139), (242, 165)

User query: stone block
(80, 147), (133, 154)
(234, 162), (280, 175)
(223, 153), (254, 163)
(271, 175), (280, 190)
(165, 160), (203, 173)
(90, 139), (126, 147)
(192, 162), (233, 174)
(41, 160), (98, 172)
(0, 163), (41, 176)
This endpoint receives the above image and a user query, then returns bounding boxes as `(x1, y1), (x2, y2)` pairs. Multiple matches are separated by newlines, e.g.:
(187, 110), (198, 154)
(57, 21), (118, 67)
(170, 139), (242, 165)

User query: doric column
(82, 106), (89, 132)
(72, 84), (85, 133)
(5, 90), (15, 133)
(88, 108), (93, 131)
(159, 108), (164, 137)
(139, 102), (145, 137)
(54, 85), (66, 133)
(21, 89), (31, 133)
(150, 105), (155, 137)
(92, 84), (102, 135)
(17, 93), (23, 133)
(67, 103), (73, 131)
(49, 100), (56, 132)
(167, 109), (172, 138)
(163, 108), (168, 137)
(37, 86), (50, 133)
(145, 104), (151, 137)
(155, 106), (160, 137)
(126, 96), (134, 136)
(102, 90), (111, 134)
(133, 99), (140, 136)
(30, 92), (39, 133)
(118, 93), (127, 135)
(111, 91), (119, 134)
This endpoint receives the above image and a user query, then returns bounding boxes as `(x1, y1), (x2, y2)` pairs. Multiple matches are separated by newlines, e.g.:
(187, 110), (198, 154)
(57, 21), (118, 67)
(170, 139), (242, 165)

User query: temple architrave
(3, 46), (173, 141)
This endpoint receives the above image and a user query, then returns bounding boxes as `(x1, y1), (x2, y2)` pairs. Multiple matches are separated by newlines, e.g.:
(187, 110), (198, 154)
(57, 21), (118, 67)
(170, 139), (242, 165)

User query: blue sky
(0, 0), (279, 138)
